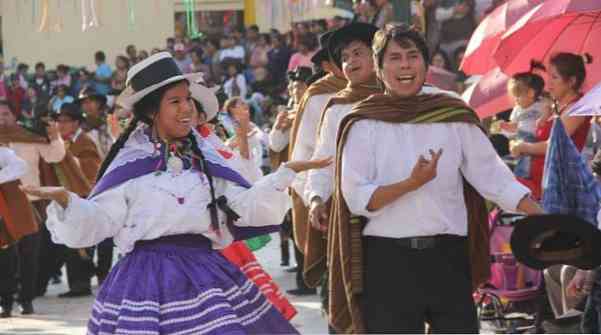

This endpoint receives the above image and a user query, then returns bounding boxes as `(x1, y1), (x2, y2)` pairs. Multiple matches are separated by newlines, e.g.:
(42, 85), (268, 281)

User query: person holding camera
(0, 100), (65, 316)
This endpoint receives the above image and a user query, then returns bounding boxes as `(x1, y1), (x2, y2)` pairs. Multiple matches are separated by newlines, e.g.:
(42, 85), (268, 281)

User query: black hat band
(129, 57), (183, 92)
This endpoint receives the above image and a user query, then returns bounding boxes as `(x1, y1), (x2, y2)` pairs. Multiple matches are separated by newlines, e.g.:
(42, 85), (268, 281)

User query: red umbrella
(494, 0), (601, 91)
(462, 67), (512, 119)
(460, 0), (544, 75)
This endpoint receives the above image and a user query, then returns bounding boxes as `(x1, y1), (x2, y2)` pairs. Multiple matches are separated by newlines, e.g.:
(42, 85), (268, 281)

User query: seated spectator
(30, 62), (52, 108)
(431, 48), (452, 71)
(111, 56), (130, 92)
(223, 59), (248, 99)
(249, 34), (272, 70)
(49, 85), (74, 112)
(54, 64), (72, 92)
(287, 33), (318, 72)
(173, 42), (192, 73)
(436, 0), (476, 58)
(219, 36), (246, 63)
(93, 51), (112, 95)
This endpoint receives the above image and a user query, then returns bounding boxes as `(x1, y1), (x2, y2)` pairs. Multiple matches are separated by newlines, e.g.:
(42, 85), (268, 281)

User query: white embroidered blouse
(46, 126), (295, 254)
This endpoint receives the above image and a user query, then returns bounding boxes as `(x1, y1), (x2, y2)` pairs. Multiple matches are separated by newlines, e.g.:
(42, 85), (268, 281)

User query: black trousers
(64, 247), (95, 292)
(36, 220), (65, 295)
(0, 245), (18, 308)
(363, 236), (478, 334)
(96, 238), (114, 281)
(15, 232), (41, 303)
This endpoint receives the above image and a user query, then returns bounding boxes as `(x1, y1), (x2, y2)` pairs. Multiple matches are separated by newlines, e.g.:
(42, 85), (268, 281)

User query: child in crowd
(500, 72), (546, 178)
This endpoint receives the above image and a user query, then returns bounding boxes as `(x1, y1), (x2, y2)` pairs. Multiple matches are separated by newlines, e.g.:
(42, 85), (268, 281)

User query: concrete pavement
(0, 234), (328, 335)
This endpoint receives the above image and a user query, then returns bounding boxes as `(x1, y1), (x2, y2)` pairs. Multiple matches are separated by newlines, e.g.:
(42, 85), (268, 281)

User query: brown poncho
(269, 74), (347, 170)
(328, 93), (490, 333)
(301, 75), (383, 288)
(39, 132), (101, 197)
(0, 126), (46, 247)
(282, 74), (347, 260)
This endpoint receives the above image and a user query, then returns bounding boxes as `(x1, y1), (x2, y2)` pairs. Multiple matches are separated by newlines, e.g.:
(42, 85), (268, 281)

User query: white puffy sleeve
(46, 182), (128, 248)
(220, 166), (296, 227)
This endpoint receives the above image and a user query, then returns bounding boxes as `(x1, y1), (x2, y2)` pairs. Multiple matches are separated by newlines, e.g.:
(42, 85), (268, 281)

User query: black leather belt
(367, 234), (466, 250)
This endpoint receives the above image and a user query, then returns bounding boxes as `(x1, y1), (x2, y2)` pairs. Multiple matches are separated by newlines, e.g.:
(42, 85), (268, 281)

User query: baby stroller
(475, 209), (545, 333)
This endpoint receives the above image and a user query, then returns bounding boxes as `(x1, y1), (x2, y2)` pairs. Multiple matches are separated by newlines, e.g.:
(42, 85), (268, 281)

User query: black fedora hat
(52, 102), (85, 123)
(327, 22), (378, 67)
(510, 214), (601, 270)
(311, 31), (335, 65)
(75, 85), (108, 106)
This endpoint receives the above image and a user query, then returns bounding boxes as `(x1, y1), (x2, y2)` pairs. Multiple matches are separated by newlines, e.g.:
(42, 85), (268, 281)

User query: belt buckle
(410, 237), (433, 250)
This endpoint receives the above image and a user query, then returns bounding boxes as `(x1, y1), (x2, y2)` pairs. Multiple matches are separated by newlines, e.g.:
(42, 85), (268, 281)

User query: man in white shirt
(0, 100), (65, 315)
(0, 146), (30, 318)
(326, 24), (544, 333)
(302, 23), (381, 289)
(286, 33), (349, 295)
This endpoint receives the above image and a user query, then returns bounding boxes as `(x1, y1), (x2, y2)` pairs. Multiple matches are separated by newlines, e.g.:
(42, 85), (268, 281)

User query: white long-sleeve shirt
(10, 138), (66, 200)
(269, 128), (290, 153)
(46, 166), (296, 254)
(289, 93), (334, 204)
(0, 147), (28, 184)
(305, 103), (354, 203)
(341, 120), (529, 238)
(305, 86), (462, 203)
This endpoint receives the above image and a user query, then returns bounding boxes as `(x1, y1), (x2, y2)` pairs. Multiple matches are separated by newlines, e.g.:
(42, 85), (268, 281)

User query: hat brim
(327, 23), (378, 66)
(117, 73), (203, 110)
(510, 214), (601, 270)
(311, 48), (329, 65)
(189, 82), (220, 121)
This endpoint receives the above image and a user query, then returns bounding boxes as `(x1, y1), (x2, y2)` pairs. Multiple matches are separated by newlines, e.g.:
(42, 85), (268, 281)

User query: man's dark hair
(95, 51), (106, 62)
(35, 62), (46, 70)
(372, 23), (430, 70)
(248, 25), (259, 33)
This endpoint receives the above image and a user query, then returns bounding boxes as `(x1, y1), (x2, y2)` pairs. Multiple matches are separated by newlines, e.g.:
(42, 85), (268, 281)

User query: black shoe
(280, 259), (290, 266)
(285, 266), (298, 273)
(58, 290), (92, 298)
(20, 301), (34, 315)
(0, 306), (11, 318)
(286, 287), (317, 296)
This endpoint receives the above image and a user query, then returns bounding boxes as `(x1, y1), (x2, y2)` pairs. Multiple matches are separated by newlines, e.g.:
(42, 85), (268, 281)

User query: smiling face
(378, 39), (427, 98)
(155, 81), (194, 141)
(341, 40), (374, 85)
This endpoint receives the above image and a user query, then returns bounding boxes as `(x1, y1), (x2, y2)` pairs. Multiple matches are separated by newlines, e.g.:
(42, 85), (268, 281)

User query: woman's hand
(285, 157), (333, 173)
(20, 186), (70, 209)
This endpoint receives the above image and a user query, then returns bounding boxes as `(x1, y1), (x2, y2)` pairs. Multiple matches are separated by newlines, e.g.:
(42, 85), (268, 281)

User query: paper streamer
(54, 0), (64, 32)
(81, 0), (100, 32)
(128, 0), (136, 31)
(184, 0), (202, 38)
(38, 0), (50, 32)
(32, 0), (36, 25)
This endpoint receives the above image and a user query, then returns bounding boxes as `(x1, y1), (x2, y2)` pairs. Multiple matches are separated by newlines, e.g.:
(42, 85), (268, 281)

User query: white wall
(2, 0), (175, 69)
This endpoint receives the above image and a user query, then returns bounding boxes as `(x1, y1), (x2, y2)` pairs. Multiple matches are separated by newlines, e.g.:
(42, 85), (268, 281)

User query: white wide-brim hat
(189, 80), (220, 121)
(116, 52), (202, 110)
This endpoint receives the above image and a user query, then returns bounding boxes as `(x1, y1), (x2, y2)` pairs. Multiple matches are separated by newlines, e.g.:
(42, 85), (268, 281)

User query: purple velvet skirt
(88, 234), (298, 335)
